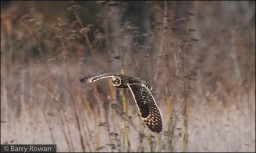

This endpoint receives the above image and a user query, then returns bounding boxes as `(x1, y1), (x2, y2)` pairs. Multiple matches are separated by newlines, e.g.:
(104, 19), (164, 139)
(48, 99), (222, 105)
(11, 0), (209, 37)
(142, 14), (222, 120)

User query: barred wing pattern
(127, 83), (163, 133)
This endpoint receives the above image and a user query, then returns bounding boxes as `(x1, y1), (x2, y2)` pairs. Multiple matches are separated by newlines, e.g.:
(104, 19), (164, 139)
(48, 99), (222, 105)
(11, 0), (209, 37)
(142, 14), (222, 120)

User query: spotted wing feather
(127, 83), (162, 133)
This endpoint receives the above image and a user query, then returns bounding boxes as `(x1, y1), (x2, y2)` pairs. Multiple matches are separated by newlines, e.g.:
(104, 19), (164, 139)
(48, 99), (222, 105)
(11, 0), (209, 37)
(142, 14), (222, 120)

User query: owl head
(112, 76), (121, 87)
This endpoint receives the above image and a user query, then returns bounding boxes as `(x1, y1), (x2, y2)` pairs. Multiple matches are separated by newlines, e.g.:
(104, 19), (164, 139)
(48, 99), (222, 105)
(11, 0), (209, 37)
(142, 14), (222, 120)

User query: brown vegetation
(1, 1), (255, 152)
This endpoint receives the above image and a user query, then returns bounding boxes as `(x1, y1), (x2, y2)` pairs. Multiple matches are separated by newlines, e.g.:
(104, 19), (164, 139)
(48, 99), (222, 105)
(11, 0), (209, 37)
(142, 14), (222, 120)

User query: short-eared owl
(80, 73), (163, 133)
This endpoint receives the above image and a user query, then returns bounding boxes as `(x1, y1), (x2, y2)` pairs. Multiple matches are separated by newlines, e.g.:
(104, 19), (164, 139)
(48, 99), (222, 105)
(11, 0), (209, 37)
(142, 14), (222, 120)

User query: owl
(80, 73), (162, 133)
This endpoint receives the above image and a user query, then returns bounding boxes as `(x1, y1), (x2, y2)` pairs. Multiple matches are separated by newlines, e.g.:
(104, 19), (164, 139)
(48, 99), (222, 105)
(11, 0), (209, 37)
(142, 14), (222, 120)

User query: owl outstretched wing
(127, 83), (163, 133)
(80, 73), (117, 83)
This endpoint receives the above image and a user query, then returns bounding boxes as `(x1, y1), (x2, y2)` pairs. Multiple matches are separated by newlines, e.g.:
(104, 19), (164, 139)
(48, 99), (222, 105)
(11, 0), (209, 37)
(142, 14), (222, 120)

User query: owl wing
(127, 83), (162, 133)
(80, 73), (118, 83)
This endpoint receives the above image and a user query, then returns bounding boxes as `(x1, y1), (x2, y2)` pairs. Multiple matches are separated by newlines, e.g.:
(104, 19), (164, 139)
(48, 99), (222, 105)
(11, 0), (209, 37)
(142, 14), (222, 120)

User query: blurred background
(1, 1), (255, 152)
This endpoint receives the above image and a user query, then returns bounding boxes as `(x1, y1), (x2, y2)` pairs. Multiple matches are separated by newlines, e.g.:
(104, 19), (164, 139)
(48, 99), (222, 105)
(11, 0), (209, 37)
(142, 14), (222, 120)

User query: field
(1, 1), (255, 152)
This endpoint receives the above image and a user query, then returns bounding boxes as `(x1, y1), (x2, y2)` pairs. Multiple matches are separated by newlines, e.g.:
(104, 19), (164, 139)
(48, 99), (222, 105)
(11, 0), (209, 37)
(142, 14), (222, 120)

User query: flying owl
(80, 73), (163, 133)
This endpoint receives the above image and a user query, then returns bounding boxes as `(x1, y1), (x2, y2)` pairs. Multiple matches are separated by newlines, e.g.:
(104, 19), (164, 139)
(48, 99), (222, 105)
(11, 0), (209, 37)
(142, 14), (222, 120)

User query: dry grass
(1, 1), (255, 152)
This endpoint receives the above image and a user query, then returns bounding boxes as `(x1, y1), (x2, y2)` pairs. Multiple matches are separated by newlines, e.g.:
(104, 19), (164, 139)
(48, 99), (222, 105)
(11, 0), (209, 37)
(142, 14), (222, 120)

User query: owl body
(111, 74), (143, 88)
(111, 74), (153, 90)
(80, 73), (162, 133)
